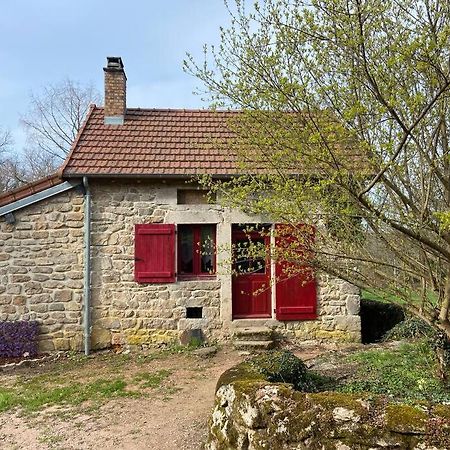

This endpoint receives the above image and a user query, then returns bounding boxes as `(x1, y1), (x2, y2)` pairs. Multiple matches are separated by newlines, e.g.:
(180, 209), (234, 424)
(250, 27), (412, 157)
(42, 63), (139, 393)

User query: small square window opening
(177, 189), (216, 205)
(186, 307), (203, 319)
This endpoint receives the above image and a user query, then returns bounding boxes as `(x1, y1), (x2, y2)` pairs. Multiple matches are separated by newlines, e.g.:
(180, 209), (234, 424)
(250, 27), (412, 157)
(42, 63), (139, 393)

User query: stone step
(231, 319), (278, 328)
(233, 340), (275, 351)
(232, 327), (274, 342)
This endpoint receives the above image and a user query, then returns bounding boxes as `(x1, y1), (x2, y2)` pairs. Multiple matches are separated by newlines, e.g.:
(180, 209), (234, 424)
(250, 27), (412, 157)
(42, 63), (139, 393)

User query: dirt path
(0, 347), (243, 450)
(0, 345), (329, 450)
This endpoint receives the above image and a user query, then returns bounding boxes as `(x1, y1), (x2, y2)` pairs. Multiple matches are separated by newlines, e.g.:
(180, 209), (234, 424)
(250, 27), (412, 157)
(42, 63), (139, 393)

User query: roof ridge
(93, 106), (240, 113)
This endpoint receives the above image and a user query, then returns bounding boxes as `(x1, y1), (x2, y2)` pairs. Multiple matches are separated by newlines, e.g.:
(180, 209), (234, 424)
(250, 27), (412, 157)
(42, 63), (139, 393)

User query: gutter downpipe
(83, 176), (91, 356)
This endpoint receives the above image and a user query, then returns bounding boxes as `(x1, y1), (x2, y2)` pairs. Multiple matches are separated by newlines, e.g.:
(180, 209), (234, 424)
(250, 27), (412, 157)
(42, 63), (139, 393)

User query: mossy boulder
(208, 351), (450, 450)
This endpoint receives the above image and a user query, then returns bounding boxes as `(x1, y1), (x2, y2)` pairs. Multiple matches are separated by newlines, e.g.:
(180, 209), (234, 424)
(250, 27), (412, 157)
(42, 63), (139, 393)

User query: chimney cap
(104, 56), (125, 74)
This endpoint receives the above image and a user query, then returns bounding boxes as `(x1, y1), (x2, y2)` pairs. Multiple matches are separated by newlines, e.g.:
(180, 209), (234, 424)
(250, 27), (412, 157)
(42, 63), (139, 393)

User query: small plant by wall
(0, 321), (39, 358)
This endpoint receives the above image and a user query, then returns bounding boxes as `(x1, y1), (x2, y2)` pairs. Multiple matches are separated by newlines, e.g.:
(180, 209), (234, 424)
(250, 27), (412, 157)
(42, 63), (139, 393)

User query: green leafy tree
(186, 0), (450, 340)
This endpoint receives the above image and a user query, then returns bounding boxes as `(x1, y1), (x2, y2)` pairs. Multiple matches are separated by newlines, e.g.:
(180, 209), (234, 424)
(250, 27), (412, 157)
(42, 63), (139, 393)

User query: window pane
(234, 238), (266, 274)
(179, 227), (193, 273)
(201, 225), (215, 273)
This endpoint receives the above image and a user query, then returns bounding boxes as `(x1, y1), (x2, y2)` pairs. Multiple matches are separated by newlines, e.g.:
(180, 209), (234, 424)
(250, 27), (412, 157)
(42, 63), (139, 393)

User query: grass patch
(0, 377), (131, 413)
(361, 289), (399, 303)
(0, 345), (201, 414)
(0, 351), (179, 413)
(133, 369), (171, 388)
(338, 340), (450, 402)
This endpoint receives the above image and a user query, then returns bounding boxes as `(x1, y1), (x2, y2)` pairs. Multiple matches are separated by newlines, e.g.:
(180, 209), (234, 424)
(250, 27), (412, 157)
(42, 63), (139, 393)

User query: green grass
(338, 340), (450, 402)
(0, 343), (213, 414)
(0, 351), (181, 413)
(133, 369), (172, 388)
(0, 377), (131, 413)
(361, 289), (403, 304)
(361, 289), (440, 308)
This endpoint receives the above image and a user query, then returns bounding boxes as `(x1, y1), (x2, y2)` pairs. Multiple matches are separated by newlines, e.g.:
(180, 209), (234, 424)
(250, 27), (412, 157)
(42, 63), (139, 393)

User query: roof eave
(62, 172), (238, 180)
(0, 180), (82, 219)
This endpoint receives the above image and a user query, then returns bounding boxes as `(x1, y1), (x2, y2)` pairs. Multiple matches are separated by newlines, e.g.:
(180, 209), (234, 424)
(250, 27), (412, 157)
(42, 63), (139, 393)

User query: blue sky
(0, 0), (230, 150)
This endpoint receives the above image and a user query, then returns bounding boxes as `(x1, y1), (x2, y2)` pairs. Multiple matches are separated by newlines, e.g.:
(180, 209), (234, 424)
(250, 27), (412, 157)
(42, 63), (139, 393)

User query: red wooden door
(275, 224), (317, 320)
(232, 227), (271, 319)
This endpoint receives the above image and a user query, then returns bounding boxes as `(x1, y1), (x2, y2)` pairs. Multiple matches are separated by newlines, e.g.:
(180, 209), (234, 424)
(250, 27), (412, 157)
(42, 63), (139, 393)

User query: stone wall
(89, 179), (361, 347)
(0, 189), (85, 352)
(208, 376), (450, 449)
(0, 178), (361, 352)
(89, 180), (224, 348)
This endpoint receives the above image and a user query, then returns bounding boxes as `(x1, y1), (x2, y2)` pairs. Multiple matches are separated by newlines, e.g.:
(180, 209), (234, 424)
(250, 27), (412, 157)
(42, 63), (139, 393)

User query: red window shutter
(275, 224), (317, 320)
(134, 224), (176, 283)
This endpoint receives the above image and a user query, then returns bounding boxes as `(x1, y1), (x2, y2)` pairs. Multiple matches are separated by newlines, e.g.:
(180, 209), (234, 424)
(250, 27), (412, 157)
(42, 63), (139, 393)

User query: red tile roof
(62, 107), (239, 177)
(0, 173), (63, 208)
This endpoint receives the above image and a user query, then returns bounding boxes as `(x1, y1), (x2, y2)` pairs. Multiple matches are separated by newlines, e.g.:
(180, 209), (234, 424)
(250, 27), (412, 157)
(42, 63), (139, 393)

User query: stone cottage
(0, 57), (361, 353)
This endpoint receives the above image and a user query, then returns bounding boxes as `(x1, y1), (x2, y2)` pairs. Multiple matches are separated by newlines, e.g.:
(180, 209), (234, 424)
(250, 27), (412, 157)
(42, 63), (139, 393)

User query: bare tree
(0, 79), (100, 191)
(21, 78), (101, 172)
(0, 127), (22, 192)
(0, 128), (11, 152)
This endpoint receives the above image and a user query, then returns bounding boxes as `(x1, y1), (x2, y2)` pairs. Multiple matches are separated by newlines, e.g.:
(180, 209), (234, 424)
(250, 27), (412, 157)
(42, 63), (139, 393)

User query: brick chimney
(103, 56), (127, 125)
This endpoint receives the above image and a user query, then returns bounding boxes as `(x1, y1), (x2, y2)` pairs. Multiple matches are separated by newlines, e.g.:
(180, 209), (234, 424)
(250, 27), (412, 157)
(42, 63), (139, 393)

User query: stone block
(91, 327), (111, 350)
(109, 320), (121, 330)
(53, 338), (71, 351)
(111, 331), (125, 346)
(66, 301), (82, 311)
(54, 290), (73, 302)
(32, 231), (49, 239)
(38, 339), (55, 353)
(6, 285), (21, 295)
(322, 305), (344, 315)
(49, 303), (65, 312)
(30, 304), (48, 313)
(334, 315), (361, 332)
(69, 334), (83, 351)
(12, 296), (26, 306)
(10, 274), (31, 283)
(157, 290), (170, 301)
(33, 274), (50, 282)
(112, 299), (127, 309)
(339, 282), (360, 295)
(346, 295), (360, 315)
(28, 294), (52, 304)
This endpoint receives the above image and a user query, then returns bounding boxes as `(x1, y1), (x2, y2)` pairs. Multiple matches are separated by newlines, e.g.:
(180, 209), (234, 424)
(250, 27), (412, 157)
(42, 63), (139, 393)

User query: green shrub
(383, 316), (435, 341)
(247, 350), (325, 391)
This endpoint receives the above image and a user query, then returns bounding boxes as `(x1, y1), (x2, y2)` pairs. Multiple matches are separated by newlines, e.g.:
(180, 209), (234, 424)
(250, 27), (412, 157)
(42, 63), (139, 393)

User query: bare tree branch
(20, 78), (100, 174)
